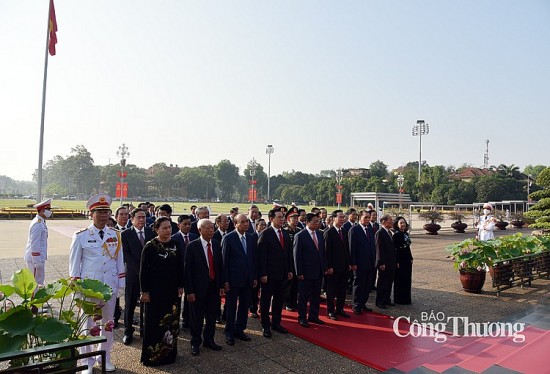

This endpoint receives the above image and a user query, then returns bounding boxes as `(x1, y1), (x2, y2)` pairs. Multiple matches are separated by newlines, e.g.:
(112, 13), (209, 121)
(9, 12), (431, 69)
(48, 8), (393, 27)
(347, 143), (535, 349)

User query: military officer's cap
(87, 193), (112, 211)
(483, 203), (493, 210)
(33, 198), (52, 211)
(285, 206), (299, 219)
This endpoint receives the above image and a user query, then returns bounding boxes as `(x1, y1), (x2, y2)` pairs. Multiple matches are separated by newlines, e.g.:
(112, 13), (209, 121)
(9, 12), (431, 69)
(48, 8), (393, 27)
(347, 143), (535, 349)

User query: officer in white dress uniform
(24, 198), (52, 286)
(69, 194), (125, 373)
(476, 203), (497, 241)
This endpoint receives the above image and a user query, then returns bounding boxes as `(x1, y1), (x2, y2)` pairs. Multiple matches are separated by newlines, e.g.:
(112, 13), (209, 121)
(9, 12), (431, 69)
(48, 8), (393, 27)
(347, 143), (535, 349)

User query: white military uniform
(69, 223), (125, 367)
(477, 214), (496, 241)
(24, 215), (48, 285)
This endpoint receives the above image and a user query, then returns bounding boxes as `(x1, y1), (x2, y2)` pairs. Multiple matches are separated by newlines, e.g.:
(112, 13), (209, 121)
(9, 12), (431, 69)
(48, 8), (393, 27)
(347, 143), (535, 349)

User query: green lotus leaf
(0, 333), (27, 354)
(75, 279), (112, 302)
(0, 308), (35, 336)
(11, 269), (36, 301)
(0, 284), (16, 299)
(79, 299), (100, 316)
(34, 317), (72, 343)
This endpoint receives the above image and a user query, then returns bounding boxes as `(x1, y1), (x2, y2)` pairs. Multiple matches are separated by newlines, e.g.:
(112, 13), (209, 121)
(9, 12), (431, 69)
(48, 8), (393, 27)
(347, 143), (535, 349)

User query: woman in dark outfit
(393, 217), (413, 305)
(140, 217), (184, 366)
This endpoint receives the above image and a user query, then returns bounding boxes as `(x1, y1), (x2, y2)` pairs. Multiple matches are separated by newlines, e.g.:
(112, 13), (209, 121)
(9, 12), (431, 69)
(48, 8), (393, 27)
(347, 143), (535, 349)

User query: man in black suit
(257, 209), (293, 338)
(227, 207), (238, 232)
(171, 214), (198, 329)
(297, 209), (307, 230)
(184, 219), (224, 356)
(324, 210), (351, 320)
(246, 205), (260, 234)
(283, 207), (301, 312)
(213, 214), (230, 242)
(293, 213), (326, 327)
(368, 209), (380, 291)
(190, 206), (209, 236)
(156, 204), (179, 235)
(222, 213), (257, 346)
(121, 208), (155, 344)
(349, 210), (376, 315)
(342, 208), (358, 237)
(375, 214), (396, 309)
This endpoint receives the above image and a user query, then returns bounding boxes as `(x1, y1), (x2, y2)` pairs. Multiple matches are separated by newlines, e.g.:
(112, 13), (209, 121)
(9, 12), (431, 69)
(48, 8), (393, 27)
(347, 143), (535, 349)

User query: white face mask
(44, 209), (52, 218)
(483, 209), (490, 215)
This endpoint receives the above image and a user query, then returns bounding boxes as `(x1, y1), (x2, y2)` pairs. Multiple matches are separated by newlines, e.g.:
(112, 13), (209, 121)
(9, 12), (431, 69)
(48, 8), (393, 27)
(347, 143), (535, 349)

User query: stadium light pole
(266, 145), (274, 203)
(412, 120), (430, 180)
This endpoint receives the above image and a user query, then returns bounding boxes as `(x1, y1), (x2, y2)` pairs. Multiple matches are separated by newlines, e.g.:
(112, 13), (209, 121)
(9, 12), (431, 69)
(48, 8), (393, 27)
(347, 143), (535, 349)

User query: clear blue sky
(1, 0), (549, 181)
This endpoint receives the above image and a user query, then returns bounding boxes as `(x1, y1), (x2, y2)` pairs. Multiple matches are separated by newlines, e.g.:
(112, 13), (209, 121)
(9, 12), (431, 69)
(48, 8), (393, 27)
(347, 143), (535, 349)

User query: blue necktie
(241, 235), (247, 254)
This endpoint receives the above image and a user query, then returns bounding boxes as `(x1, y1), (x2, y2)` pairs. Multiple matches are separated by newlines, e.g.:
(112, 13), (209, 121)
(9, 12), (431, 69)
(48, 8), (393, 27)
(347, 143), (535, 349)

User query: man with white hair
(477, 203), (497, 240)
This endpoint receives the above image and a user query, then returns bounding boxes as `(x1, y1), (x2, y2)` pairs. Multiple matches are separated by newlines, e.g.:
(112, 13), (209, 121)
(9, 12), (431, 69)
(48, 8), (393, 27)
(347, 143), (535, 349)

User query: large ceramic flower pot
(423, 223), (441, 235)
(511, 220), (525, 229)
(451, 222), (468, 233)
(495, 221), (508, 230)
(459, 270), (486, 293)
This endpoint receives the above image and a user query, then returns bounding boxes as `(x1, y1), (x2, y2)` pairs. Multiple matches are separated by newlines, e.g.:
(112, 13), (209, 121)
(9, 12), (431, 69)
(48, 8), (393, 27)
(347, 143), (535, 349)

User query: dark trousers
(353, 269), (374, 310)
(326, 271), (348, 313)
(189, 280), (220, 346)
(224, 284), (251, 338)
(297, 277), (322, 320)
(250, 283), (260, 314)
(376, 267), (395, 306)
(260, 279), (285, 329)
(114, 297), (121, 322)
(284, 276), (298, 309)
(181, 295), (190, 325)
(124, 278), (140, 336)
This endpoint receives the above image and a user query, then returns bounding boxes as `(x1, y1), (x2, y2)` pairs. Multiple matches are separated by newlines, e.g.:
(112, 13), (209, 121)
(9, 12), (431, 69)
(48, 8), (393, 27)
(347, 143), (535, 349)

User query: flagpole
(37, 1), (52, 203)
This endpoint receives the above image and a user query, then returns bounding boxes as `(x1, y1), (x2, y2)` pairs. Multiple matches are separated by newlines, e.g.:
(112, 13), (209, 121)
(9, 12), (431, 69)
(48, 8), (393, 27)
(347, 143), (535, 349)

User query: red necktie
(338, 228), (343, 241)
(312, 231), (319, 250)
(278, 229), (284, 248)
(207, 242), (215, 280)
(184, 234), (189, 245)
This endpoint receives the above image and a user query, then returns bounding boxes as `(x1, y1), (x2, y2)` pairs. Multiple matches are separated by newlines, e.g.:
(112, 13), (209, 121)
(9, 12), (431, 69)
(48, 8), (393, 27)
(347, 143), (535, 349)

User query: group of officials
(23, 195), (408, 373)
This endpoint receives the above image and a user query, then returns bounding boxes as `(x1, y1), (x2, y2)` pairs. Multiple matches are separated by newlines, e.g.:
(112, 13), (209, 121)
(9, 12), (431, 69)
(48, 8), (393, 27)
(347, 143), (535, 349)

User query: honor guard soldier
(477, 203), (497, 241)
(24, 198), (52, 286)
(69, 194), (125, 373)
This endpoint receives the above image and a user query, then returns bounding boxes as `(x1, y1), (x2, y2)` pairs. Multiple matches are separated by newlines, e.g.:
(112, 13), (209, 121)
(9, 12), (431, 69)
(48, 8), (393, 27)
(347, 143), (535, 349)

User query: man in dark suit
(257, 209), (293, 338)
(342, 208), (358, 237)
(349, 210), (376, 315)
(213, 214), (230, 242)
(293, 213), (326, 327)
(246, 205), (260, 234)
(121, 208), (155, 344)
(171, 214), (198, 329)
(297, 209), (307, 230)
(283, 207), (301, 312)
(368, 209), (380, 291)
(323, 210), (351, 320)
(221, 213), (257, 346)
(190, 206), (209, 236)
(184, 219), (224, 356)
(375, 214), (396, 309)
(227, 207), (238, 232)
(156, 204), (179, 235)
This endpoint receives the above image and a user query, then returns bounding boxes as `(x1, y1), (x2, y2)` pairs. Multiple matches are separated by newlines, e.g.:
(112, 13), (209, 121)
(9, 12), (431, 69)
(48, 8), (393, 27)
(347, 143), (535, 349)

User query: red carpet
(281, 304), (457, 371)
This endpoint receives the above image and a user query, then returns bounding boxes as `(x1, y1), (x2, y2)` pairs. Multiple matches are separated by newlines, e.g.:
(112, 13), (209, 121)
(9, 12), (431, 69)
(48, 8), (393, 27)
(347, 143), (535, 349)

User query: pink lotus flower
(93, 314), (102, 322)
(105, 320), (115, 332)
(90, 325), (101, 337)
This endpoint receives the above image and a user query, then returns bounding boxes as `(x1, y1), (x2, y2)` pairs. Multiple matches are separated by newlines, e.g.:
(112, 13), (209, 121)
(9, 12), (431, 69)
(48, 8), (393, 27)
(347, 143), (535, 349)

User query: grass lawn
(0, 199), (343, 215)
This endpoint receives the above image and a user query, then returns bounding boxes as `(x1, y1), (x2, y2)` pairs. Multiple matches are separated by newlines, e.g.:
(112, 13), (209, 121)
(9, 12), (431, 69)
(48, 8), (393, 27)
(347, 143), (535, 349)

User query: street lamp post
(266, 145), (274, 203)
(527, 174), (532, 203)
(397, 174), (405, 210)
(116, 143), (129, 205)
(335, 168), (343, 209)
(412, 119), (430, 180)
(249, 158), (258, 204)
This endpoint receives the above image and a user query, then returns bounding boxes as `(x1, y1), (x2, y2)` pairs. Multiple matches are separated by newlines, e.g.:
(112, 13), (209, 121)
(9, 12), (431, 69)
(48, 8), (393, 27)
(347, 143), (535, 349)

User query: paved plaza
(1, 219), (549, 373)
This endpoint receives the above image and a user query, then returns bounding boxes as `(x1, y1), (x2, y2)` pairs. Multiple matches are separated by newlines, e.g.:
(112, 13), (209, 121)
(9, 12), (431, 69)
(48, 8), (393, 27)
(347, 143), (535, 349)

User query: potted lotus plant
(448, 211), (469, 233)
(418, 210), (444, 235)
(0, 268), (112, 369)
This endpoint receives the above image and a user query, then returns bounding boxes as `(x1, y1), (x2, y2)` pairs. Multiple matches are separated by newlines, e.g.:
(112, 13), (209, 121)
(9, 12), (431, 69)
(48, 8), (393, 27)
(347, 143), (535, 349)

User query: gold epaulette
(75, 228), (87, 235)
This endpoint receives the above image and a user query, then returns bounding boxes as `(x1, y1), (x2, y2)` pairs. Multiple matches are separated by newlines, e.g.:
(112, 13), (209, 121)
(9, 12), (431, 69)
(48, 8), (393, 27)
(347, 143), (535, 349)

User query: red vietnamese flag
(48, 0), (58, 56)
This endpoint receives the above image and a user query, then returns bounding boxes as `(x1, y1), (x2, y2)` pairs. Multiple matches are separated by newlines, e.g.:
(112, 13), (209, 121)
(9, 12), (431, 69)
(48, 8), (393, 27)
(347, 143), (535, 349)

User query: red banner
(336, 192), (342, 204)
(116, 182), (128, 198)
(248, 188), (257, 202)
(48, 0), (58, 56)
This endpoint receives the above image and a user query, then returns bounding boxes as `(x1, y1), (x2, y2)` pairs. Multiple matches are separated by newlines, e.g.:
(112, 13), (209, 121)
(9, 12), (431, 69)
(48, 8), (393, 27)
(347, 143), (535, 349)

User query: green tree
(176, 166), (216, 200)
(369, 160), (388, 179)
(215, 160), (240, 202)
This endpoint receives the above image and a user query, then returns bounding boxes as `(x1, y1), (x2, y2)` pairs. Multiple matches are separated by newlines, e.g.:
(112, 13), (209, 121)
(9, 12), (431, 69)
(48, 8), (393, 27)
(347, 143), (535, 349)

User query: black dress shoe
(191, 345), (200, 356)
(336, 310), (351, 318)
(307, 317), (325, 325)
(285, 306), (296, 312)
(298, 319), (309, 328)
(234, 331), (251, 341)
(203, 341), (222, 351)
(122, 335), (132, 345)
(272, 325), (288, 334)
(353, 309), (362, 315)
(250, 312), (259, 318)
(328, 312), (338, 320)
(262, 328), (272, 338)
(376, 304), (387, 309)
(225, 337), (235, 346)
(216, 318), (225, 325)
(361, 306), (373, 312)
